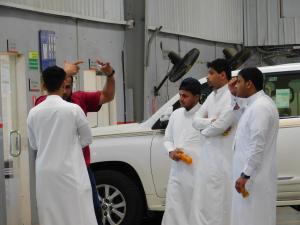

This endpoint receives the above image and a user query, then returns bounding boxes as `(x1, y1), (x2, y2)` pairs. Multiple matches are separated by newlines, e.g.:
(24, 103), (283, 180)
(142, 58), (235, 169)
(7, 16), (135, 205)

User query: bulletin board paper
(0, 62), (10, 94)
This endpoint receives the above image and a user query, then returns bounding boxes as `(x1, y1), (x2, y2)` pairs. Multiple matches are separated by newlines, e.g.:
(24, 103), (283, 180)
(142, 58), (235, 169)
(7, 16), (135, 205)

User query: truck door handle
(278, 176), (293, 180)
(10, 130), (21, 157)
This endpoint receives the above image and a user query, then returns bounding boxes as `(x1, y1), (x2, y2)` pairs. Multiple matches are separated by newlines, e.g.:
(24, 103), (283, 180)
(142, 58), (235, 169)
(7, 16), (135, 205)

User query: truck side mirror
(160, 106), (173, 122)
(159, 106), (173, 129)
(152, 107), (173, 130)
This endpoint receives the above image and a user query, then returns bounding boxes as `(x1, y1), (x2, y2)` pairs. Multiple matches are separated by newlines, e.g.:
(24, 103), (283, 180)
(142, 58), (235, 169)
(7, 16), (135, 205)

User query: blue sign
(39, 30), (56, 71)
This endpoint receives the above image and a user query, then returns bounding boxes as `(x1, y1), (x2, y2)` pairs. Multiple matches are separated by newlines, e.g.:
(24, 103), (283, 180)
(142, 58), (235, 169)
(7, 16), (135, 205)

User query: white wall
(148, 0), (243, 44)
(0, 0), (125, 23)
(244, 0), (300, 46)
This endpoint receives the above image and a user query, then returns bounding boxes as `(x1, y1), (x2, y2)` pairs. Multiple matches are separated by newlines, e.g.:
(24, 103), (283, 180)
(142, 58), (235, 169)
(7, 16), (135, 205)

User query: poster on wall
(28, 51), (39, 70)
(39, 30), (56, 72)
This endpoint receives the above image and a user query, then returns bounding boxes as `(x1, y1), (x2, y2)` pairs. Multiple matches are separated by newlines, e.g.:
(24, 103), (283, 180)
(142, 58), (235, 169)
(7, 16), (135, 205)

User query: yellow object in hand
(178, 152), (193, 165)
(223, 131), (229, 136)
(223, 127), (231, 136)
(240, 187), (249, 198)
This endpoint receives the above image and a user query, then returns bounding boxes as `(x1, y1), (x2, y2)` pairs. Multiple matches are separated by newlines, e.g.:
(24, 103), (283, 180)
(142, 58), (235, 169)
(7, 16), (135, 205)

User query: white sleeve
(201, 107), (236, 137)
(27, 112), (37, 150)
(192, 97), (209, 130)
(75, 106), (93, 148)
(242, 105), (271, 177)
(164, 113), (176, 153)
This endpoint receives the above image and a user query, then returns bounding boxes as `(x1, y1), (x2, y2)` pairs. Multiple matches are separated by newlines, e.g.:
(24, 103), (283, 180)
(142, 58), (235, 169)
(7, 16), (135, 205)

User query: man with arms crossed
(190, 58), (236, 225)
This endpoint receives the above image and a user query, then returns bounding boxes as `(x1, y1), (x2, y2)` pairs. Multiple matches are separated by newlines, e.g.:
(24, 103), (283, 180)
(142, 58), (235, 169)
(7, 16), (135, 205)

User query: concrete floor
(142, 206), (300, 225)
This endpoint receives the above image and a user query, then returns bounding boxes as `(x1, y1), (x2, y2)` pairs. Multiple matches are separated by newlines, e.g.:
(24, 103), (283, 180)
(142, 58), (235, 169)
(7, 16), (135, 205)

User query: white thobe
(231, 91), (279, 225)
(27, 95), (97, 225)
(190, 84), (236, 225)
(162, 103), (202, 225)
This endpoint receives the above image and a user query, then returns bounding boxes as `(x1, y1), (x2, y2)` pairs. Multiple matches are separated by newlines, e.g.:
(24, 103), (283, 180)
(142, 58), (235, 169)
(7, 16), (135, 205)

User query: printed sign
(276, 89), (290, 108)
(28, 51), (39, 70)
(39, 30), (56, 71)
(6, 39), (17, 53)
(29, 79), (40, 92)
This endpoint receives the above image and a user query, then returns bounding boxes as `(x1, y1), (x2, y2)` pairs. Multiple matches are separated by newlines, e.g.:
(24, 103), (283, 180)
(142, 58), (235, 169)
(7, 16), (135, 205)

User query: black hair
(238, 67), (264, 91)
(42, 66), (66, 92)
(179, 77), (202, 96)
(207, 58), (232, 80)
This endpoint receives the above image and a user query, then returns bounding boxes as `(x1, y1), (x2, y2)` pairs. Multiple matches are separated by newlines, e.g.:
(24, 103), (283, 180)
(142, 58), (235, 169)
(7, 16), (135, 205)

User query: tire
(94, 170), (144, 225)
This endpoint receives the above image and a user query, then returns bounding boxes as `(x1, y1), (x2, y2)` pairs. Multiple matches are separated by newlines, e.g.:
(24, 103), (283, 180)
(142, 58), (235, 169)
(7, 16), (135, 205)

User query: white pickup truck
(90, 63), (300, 225)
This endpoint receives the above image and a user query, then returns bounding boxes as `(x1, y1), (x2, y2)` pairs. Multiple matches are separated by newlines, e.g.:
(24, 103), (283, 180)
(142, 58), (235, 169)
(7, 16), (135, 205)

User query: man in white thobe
(162, 77), (202, 225)
(27, 66), (97, 225)
(190, 59), (236, 225)
(229, 67), (279, 225)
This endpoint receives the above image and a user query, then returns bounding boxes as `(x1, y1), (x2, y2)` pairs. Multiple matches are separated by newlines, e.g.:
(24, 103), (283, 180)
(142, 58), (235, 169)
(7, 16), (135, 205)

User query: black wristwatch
(241, 172), (250, 179)
(107, 69), (115, 78)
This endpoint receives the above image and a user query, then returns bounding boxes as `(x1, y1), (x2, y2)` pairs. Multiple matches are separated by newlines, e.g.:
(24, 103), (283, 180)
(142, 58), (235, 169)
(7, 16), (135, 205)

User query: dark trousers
(87, 167), (103, 225)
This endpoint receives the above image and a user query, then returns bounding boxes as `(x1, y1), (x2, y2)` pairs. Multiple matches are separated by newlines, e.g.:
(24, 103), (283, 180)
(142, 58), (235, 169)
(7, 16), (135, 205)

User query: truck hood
(91, 123), (153, 136)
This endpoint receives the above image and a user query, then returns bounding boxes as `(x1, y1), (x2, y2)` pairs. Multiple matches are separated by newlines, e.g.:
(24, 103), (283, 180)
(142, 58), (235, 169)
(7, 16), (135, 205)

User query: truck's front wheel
(94, 170), (144, 225)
